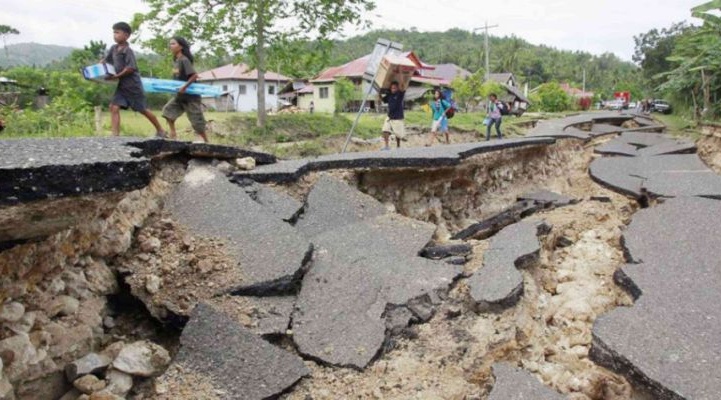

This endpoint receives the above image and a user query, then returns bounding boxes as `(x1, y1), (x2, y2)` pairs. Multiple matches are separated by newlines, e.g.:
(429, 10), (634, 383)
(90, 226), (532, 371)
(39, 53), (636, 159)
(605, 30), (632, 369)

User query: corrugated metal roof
(426, 64), (472, 82)
(197, 63), (292, 82)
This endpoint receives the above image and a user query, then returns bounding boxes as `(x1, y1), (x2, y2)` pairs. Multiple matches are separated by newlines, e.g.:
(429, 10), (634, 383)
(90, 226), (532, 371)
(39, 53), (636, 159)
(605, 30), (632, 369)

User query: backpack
(442, 88), (457, 119)
(497, 101), (510, 116)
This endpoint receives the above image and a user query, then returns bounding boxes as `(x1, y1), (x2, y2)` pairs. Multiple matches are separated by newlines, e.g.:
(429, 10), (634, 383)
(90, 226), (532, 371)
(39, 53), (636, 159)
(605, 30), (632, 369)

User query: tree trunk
(701, 69), (711, 118)
(255, 2), (266, 128)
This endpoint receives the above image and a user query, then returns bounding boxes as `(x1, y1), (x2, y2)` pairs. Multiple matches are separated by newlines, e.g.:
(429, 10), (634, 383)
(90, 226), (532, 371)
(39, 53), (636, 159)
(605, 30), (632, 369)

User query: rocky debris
(590, 154), (721, 198)
(591, 197), (721, 399)
(103, 370), (132, 397)
(131, 139), (277, 165)
(164, 165), (312, 294)
(0, 304), (24, 323)
(233, 179), (303, 222)
(144, 275), (161, 295)
(236, 138), (556, 183)
(46, 296), (79, 318)
(234, 157), (256, 171)
(295, 175), (387, 238)
(517, 189), (576, 207)
(489, 363), (565, 400)
(73, 374), (106, 394)
(420, 243), (473, 260)
(205, 295), (295, 336)
(294, 180), (460, 368)
(158, 304), (308, 400)
(451, 201), (541, 241)
(467, 221), (546, 312)
(111, 341), (170, 378)
(65, 353), (111, 382)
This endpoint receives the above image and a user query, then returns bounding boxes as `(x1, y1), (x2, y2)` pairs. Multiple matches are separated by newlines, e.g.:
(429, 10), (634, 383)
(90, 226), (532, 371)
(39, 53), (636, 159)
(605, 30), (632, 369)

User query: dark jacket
(382, 89), (405, 120)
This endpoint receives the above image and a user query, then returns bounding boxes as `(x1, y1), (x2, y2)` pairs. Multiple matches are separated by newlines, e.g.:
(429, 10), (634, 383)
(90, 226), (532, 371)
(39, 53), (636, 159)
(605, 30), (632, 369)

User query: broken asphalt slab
(233, 179), (303, 222)
(489, 363), (565, 400)
(206, 295), (296, 336)
(293, 177), (460, 369)
(164, 165), (312, 294)
(591, 197), (721, 399)
(0, 137), (151, 206)
(517, 189), (576, 207)
(235, 137), (555, 183)
(167, 303), (309, 400)
(129, 139), (277, 164)
(589, 154), (721, 198)
(467, 220), (545, 312)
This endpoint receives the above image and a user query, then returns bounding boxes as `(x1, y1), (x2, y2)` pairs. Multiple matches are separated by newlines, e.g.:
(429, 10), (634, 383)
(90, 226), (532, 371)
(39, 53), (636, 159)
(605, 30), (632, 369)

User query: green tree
(0, 25), (20, 59)
(136, 0), (375, 128)
(334, 78), (358, 114)
(530, 82), (572, 112)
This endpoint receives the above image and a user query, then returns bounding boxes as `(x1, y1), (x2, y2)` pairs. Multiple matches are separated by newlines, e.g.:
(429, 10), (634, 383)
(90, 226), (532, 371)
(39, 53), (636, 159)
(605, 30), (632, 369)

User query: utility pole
(582, 68), (586, 93)
(473, 21), (499, 82)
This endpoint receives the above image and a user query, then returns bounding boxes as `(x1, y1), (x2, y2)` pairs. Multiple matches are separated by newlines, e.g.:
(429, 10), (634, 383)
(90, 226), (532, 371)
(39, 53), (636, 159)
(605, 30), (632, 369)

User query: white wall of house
(203, 79), (287, 112)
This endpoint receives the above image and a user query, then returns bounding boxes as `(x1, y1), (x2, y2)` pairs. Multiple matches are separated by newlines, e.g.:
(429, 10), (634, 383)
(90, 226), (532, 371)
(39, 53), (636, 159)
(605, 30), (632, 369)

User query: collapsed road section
(0, 112), (718, 399)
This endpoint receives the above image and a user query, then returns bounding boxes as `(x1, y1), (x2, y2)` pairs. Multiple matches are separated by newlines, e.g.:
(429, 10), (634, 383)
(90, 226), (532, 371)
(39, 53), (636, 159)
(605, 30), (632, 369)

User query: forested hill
(328, 29), (639, 94)
(0, 43), (75, 68)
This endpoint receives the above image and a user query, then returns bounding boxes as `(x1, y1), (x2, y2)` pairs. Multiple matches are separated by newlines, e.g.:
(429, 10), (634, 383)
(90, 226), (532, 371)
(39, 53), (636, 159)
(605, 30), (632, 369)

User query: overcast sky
(1, 0), (706, 61)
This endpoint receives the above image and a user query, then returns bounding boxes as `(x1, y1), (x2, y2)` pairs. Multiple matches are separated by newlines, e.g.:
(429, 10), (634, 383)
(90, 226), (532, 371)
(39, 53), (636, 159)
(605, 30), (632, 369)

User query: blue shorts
(112, 91), (147, 112)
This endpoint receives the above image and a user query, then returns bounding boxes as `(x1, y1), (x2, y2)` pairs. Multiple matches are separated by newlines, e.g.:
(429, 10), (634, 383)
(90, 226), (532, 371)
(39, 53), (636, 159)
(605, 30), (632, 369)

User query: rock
(0, 303), (25, 323)
(88, 391), (123, 400)
(467, 221), (543, 313)
(73, 375), (106, 395)
(384, 307), (414, 335)
(0, 376), (13, 400)
(517, 190), (576, 207)
(111, 341), (170, 378)
(215, 161), (235, 174)
(58, 389), (83, 400)
(102, 317), (116, 330)
(47, 295), (80, 318)
(65, 353), (112, 382)
(489, 363), (564, 399)
(139, 236), (161, 253)
(235, 157), (256, 171)
(168, 304), (308, 399)
(7, 312), (36, 335)
(0, 334), (41, 381)
(84, 259), (118, 296)
(145, 275), (161, 295)
(104, 369), (133, 396)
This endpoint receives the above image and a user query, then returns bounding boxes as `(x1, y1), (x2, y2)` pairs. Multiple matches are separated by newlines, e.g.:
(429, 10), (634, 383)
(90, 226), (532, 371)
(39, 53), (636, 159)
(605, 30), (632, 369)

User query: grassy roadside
(653, 113), (703, 140)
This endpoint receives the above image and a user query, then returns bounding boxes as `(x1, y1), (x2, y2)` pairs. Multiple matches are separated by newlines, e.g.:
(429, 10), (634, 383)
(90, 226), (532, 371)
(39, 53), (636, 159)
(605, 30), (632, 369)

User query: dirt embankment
(697, 135), (721, 173)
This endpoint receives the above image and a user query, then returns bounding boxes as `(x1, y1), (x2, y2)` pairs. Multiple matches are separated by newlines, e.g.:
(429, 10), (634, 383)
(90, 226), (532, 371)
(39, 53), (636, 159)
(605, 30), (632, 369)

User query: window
(222, 85), (228, 92)
(268, 85), (275, 95)
(319, 87), (329, 99)
(238, 85), (247, 95)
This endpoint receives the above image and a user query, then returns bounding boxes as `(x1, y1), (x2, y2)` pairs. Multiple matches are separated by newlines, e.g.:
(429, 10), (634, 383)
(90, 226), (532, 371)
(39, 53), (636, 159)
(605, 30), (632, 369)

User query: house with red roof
(197, 63), (292, 112)
(297, 51), (449, 113)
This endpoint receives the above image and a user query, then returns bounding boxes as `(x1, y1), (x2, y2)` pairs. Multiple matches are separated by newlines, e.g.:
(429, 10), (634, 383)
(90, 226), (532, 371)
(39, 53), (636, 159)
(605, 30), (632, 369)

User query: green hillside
(0, 43), (75, 68)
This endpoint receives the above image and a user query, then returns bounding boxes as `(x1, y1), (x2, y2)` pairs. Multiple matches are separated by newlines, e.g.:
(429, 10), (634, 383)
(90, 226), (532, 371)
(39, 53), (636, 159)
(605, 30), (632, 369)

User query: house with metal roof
(197, 63), (292, 112)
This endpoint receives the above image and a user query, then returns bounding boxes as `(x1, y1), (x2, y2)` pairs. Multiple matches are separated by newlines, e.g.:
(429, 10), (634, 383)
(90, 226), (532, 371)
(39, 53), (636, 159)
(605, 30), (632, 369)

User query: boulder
(111, 341), (170, 378)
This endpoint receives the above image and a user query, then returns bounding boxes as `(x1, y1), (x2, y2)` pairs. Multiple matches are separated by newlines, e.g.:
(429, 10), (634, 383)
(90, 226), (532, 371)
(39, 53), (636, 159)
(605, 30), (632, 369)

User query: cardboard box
(374, 55), (417, 91)
(81, 63), (116, 83)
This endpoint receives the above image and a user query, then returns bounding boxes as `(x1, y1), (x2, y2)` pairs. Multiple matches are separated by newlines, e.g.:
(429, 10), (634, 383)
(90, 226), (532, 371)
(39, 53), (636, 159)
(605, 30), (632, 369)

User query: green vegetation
(529, 82), (572, 112)
(0, 43), (74, 68)
(635, 1), (721, 120)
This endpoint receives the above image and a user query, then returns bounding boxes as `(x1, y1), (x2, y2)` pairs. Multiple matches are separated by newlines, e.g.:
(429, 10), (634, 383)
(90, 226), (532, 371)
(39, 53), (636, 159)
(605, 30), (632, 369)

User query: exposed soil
(697, 135), (721, 173)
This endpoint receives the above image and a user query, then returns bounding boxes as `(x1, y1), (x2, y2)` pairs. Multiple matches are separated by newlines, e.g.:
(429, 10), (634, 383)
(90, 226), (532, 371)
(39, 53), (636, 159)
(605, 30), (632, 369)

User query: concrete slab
(165, 165), (312, 294)
(489, 363), (565, 400)
(295, 175), (387, 238)
(0, 137), (150, 206)
(468, 221), (544, 312)
(589, 154), (721, 198)
(293, 213), (459, 369)
(591, 197), (721, 399)
(235, 138), (555, 183)
(171, 303), (309, 399)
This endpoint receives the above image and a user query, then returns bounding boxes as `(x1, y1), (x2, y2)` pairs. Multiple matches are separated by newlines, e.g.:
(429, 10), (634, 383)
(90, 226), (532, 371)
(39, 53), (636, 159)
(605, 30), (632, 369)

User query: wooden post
(94, 106), (102, 134)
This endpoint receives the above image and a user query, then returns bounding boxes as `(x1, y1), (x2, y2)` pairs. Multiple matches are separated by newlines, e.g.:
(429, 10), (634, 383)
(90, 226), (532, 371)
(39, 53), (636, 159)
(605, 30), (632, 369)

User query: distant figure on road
(162, 36), (209, 143)
(380, 81), (405, 150)
(427, 88), (450, 146)
(104, 22), (166, 138)
(486, 93), (503, 140)
(309, 100), (315, 114)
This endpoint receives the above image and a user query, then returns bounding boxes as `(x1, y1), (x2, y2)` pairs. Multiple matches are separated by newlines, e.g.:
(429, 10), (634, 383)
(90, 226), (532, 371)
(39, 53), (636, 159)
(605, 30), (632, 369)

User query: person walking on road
(427, 88), (450, 146)
(485, 93), (503, 140)
(380, 81), (405, 150)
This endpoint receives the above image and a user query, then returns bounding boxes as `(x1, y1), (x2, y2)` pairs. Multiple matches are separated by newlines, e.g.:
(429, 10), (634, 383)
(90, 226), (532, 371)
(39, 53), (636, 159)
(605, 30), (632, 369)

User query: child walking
(104, 22), (166, 137)
(427, 89), (450, 146)
(161, 37), (208, 143)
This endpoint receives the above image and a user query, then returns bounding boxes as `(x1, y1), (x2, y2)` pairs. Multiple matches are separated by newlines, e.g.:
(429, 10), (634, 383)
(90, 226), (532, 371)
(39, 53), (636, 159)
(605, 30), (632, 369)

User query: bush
(529, 82), (572, 112)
